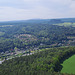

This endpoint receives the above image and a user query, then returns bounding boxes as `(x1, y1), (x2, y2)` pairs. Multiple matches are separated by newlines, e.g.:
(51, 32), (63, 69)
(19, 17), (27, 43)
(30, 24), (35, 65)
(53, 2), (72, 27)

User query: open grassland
(61, 55), (75, 74)
(53, 22), (75, 27)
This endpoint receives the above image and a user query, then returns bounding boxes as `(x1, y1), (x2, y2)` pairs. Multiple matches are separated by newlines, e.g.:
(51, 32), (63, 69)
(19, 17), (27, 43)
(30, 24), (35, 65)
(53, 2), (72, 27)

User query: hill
(0, 18), (75, 60)
(0, 18), (75, 75)
(0, 47), (75, 75)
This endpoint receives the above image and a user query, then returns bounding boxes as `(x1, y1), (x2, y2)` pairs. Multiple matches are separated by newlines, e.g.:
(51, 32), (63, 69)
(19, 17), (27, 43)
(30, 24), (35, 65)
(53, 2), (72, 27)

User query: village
(0, 35), (75, 63)
(0, 46), (40, 61)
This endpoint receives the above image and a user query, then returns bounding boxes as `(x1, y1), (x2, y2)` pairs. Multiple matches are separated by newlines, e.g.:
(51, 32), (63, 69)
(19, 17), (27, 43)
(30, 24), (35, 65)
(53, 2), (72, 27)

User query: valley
(0, 18), (75, 75)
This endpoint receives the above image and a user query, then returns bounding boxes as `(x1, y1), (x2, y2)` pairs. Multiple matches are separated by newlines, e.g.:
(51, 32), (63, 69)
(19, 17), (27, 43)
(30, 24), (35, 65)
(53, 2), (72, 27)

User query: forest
(0, 47), (75, 75)
(0, 18), (75, 53)
(0, 18), (75, 75)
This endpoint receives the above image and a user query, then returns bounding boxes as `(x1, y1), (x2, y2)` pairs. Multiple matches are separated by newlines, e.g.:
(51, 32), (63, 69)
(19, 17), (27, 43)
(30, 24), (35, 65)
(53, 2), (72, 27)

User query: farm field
(53, 22), (75, 27)
(61, 55), (75, 74)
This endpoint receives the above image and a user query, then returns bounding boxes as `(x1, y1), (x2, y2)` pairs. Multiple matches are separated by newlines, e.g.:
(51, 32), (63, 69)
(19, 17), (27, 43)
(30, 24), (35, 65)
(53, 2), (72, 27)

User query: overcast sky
(0, 0), (75, 21)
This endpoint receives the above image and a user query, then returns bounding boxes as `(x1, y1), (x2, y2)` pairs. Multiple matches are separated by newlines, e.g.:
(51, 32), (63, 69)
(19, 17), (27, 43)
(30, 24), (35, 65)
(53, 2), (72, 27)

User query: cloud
(0, 6), (55, 21)
(0, 0), (75, 21)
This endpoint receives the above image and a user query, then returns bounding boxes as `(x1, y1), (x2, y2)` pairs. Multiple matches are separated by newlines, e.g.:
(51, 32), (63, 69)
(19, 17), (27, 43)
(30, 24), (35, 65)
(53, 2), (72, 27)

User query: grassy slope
(53, 22), (75, 27)
(61, 55), (75, 74)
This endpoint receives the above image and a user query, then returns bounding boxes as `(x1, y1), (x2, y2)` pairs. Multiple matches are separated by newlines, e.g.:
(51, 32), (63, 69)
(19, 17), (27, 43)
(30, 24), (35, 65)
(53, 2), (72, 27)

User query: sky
(0, 0), (75, 21)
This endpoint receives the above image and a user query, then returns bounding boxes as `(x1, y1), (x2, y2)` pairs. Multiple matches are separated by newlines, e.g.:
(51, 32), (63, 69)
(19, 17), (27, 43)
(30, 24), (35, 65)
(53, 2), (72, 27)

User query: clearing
(61, 55), (75, 74)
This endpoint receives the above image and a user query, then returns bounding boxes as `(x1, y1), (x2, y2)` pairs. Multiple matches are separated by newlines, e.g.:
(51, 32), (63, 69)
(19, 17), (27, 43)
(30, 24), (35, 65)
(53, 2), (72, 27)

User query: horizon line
(0, 17), (75, 22)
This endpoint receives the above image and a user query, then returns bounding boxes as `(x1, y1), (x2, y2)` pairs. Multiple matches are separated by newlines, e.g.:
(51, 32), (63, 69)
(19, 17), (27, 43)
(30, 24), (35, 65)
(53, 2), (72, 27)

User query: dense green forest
(0, 47), (75, 75)
(0, 18), (75, 75)
(0, 18), (75, 52)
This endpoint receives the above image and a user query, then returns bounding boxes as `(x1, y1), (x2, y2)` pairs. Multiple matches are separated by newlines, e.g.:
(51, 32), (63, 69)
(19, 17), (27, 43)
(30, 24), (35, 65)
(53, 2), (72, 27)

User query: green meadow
(61, 55), (75, 74)
(53, 22), (75, 27)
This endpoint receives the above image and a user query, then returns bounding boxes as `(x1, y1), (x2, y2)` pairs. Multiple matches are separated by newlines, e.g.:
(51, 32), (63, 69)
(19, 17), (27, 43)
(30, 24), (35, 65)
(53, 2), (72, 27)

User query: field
(61, 55), (75, 74)
(53, 22), (75, 27)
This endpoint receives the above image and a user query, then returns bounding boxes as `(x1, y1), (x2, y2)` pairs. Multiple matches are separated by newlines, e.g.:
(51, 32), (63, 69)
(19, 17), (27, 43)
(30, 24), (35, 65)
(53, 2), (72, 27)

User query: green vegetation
(0, 32), (5, 36)
(0, 18), (75, 75)
(53, 22), (75, 27)
(1, 18), (75, 53)
(0, 47), (75, 75)
(61, 55), (75, 74)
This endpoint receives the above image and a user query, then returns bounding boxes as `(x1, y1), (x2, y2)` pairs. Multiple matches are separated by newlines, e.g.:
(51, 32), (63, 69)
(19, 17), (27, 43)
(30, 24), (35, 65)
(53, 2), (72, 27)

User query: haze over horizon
(0, 0), (75, 21)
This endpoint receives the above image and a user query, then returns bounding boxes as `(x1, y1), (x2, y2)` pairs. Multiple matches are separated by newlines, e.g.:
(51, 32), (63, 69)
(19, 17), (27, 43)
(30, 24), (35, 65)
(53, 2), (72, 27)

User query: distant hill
(0, 18), (75, 24)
